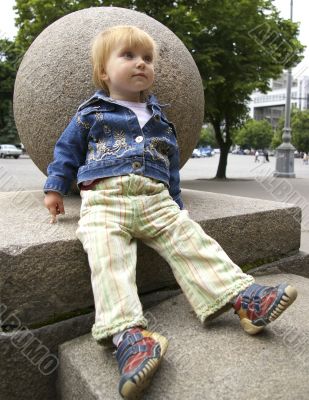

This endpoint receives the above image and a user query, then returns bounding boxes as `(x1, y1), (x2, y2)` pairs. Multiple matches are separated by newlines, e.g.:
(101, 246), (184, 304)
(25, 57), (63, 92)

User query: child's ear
(100, 70), (109, 81)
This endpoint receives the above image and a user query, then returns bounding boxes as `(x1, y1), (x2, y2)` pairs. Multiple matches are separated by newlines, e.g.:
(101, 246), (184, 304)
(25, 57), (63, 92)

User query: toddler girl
(44, 26), (297, 399)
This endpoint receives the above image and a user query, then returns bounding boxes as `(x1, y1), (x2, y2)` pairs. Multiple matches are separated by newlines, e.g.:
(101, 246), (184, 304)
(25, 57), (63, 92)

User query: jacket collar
(78, 90), (163, 111)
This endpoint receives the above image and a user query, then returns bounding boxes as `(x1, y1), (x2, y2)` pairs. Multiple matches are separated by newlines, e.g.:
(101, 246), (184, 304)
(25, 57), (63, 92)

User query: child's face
(101, 42), (155, 102)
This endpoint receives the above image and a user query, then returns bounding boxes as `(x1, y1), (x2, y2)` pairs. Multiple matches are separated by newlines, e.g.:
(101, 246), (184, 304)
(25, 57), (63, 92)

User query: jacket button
(132, 162), (141, 169)
(135, 136), (143, 143)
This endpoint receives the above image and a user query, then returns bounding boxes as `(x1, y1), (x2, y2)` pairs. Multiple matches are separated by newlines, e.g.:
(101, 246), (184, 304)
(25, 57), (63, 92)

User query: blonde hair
(91, 25), (157, 93)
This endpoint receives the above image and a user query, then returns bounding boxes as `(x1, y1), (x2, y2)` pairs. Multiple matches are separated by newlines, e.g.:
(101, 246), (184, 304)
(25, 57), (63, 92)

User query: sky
(0, 0), (309, 76)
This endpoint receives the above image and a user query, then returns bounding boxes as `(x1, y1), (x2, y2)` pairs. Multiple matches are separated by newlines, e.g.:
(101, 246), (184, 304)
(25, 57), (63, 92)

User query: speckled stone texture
(58, 274), (309, 400)
(0, 189), (301, 327)
(13, 7), (204, 176)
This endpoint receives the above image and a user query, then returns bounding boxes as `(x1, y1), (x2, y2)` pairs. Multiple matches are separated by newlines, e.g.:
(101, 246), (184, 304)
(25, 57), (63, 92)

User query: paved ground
(1, 153), (308, 251)
(180, 155), (309, 252)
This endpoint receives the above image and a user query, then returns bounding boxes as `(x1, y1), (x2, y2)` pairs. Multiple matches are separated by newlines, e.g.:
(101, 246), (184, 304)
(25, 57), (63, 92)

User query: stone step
(0, 289), (180, 400)
(58, 273), (309, 400)
(0, 189), (301, 328)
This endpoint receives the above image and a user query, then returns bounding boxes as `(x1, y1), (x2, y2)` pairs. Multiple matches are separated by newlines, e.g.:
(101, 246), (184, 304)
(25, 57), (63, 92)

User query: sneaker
(116, 328), (169, 399)
(232, 283), (297, 335)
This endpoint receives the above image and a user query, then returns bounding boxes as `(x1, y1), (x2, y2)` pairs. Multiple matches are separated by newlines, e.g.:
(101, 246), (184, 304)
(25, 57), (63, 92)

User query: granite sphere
(14, 7), (204, 175)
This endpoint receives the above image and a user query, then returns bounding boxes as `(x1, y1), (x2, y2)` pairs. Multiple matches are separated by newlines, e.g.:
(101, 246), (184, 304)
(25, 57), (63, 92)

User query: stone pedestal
(274, 143), (296, 178)
(0, 188), (305, 400)
(0, 189), (301, 327)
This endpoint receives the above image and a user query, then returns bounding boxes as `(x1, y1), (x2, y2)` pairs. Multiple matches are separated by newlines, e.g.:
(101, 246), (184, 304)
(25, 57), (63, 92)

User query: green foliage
(0, 38), (22, 143)
(0, 105), (19, 143)
(197, 126), (217, 148)
(271, 129), (282, 150)
(271, 116), (284, 149)
(272, 110), (309, 152)
(14, 0), (103, 51)
(235, 119), (273, 150)
(290, 109), (309, 152)
(189, 0), (303, 178)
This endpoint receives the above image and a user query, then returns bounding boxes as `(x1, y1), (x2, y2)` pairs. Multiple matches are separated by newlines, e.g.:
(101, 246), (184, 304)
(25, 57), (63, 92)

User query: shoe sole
(240, 285), (298, 335)
(119, 332), (169, 400)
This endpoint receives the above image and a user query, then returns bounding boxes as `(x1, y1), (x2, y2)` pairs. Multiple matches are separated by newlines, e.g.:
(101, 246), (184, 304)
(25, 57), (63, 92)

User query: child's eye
(123, 51), (134, 59)
(144, 55), (153, 63)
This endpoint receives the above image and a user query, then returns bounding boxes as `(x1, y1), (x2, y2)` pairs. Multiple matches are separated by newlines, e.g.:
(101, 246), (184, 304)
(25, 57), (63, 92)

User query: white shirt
(114, 99), (152, 128)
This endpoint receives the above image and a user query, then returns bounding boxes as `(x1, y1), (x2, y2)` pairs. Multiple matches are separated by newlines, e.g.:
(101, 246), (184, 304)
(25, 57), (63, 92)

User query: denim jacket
(44, 90), (183, 209)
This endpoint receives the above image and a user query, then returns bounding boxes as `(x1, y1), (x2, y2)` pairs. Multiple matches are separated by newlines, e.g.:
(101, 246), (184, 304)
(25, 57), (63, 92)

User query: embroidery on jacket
(95, 112), (103, 122)
(86, 144), (96, 163)
(103, 124), (112, 135)
(114, 129), (129, 152)
(145, 138), (170, 167)
(77, 115), (91, 130)
(86, 129), (131, 162)
(165, 126), (174, 135)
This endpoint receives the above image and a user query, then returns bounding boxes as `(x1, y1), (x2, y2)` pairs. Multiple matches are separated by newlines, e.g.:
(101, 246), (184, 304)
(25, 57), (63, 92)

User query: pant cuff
(92, 316), (148, 343)
(195, 276), (255, 324)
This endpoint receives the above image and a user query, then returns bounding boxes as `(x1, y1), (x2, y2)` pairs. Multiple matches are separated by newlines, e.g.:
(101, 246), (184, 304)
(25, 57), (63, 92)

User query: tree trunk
(216, 143), (230, 179)
(212, 119), (232, 179)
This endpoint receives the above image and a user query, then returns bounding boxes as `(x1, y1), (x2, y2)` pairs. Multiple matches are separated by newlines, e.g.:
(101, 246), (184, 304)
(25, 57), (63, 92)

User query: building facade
(249, 73), (309, 128)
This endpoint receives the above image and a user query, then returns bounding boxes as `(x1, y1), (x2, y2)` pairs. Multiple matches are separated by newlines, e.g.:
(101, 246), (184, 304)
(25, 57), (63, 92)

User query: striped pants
(76, 174), (254, 341)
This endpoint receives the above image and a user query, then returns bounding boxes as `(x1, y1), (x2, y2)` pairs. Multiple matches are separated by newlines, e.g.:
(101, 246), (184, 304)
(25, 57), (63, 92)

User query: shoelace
(239, 284), (274, 312)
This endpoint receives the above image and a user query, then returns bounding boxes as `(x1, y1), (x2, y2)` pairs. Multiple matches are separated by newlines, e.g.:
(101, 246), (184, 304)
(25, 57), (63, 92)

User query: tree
(290, 109), (309, 152)
(235, 119), (273, 150)
(14, 0), (103, 51)
(197, 125), (217, 148)
(11, 0), (305, 179)
(188, 0), (304, 178)
(0, 105), (18, 143)
(271, 129), (282, 150)
(271, 116), (284, 149)
(271, 109), (309, 152)
(0, 38), (23, 143)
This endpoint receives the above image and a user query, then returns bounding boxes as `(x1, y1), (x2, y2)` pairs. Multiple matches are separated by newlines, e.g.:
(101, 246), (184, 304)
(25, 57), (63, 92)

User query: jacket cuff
(43, 176), (70, 196)
(173, 194), (184, 210)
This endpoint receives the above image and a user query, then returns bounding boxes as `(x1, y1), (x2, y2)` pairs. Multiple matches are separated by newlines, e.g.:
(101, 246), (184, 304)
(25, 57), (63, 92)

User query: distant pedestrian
(264, 149), (269, 162)
(254, 150), (260, 162)
(303, 152), (308, 165)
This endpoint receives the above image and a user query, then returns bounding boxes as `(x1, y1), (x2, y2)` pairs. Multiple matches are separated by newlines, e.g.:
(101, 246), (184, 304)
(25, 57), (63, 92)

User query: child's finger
(48, 205), (58, 223)
(57, 201), (65, 215)
(50, 214), (57, 224)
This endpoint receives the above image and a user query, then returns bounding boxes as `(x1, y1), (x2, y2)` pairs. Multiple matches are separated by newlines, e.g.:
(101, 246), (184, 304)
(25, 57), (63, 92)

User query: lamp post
(274, 0), (296, 178)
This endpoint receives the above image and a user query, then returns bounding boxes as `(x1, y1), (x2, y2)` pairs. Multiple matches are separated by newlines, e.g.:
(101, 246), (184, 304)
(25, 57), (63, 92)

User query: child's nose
(136, 57), (145, 68)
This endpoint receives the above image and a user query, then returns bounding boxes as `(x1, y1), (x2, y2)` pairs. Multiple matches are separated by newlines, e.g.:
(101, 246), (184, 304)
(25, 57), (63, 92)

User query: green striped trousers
(76, 174), (254, 341)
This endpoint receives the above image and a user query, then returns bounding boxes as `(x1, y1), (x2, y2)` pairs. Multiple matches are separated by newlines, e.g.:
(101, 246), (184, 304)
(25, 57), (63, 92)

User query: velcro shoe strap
(117, 344), (147, 372)
(117, 332), (143, 359)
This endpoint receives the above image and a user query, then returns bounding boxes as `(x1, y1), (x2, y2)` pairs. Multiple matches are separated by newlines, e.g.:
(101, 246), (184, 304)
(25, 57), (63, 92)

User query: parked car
(294, 150), (301, 158)
(15, 143), (26, 154)
(0, 144), (23, 159)
(199, 146), (214, 157)
(232, 149), (244, 155)
(191, 148), (202, 158)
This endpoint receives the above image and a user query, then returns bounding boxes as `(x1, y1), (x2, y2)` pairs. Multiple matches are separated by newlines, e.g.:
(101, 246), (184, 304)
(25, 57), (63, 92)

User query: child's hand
(44, 192), (65, 223)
